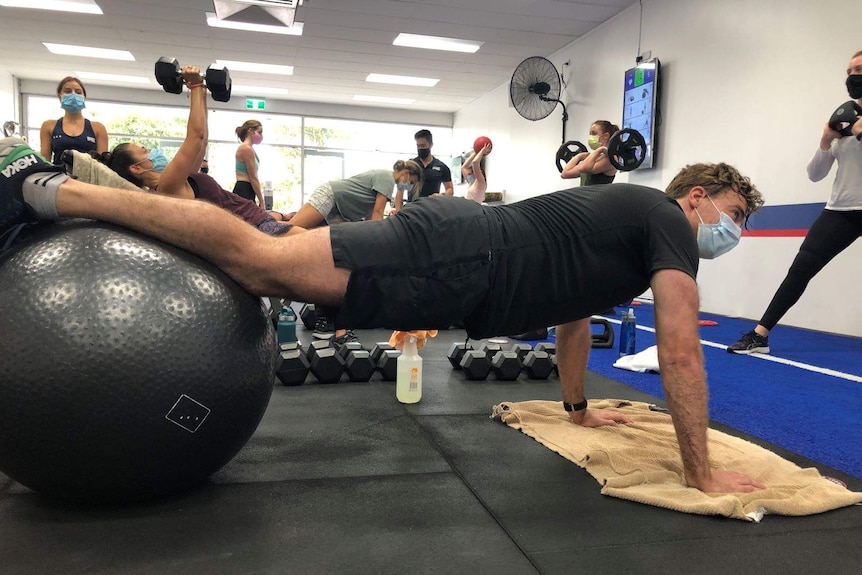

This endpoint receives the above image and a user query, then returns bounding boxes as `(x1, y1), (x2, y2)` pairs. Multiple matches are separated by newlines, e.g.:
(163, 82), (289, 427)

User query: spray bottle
(619, 308), (637, 357)
(396, 335), (422, 404)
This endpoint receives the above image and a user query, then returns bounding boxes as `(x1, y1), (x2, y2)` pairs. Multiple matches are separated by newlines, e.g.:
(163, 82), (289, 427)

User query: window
(27, 94), (451, 215)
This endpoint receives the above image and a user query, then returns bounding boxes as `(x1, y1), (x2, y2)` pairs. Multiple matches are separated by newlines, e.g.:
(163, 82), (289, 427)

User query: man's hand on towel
(568, 409), (633, 427)
(695, 470), (766, 494)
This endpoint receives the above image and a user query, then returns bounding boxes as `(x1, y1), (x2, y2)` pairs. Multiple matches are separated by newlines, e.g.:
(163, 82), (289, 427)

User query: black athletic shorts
(329, 196), (494, 334)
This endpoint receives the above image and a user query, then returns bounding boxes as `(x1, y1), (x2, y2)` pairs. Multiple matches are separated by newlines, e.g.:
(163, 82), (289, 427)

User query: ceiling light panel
(43, 43), (134, 61)
(365, 73), (438, 87)
(393, 33), (482, 53)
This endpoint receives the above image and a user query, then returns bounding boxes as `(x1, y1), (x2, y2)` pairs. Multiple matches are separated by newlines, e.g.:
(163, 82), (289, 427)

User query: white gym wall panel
(454, 0), (862, 337)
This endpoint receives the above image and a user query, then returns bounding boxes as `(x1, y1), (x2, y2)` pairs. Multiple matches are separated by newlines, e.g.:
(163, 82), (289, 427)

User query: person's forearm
(807, 147), (834, 182)
(186, 86), (207, 148)
(555, 320), (590, 404)
(659, 353), (712, 487)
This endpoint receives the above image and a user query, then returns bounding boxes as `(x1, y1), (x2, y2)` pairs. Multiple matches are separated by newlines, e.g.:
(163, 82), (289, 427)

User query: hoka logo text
(2, 155), (38, 177)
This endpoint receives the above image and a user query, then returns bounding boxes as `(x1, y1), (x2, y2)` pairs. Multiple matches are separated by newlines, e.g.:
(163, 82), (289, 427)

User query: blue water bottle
(619, 308), (636, 357)
(277, 306), (297, 344)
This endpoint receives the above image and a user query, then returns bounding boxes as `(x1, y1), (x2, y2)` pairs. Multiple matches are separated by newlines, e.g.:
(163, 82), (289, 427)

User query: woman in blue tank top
(39, 76), (108, 165)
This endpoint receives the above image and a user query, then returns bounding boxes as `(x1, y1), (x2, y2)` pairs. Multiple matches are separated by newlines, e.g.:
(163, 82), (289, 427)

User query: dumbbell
(336, 341), (376, 382)
(299, 303), (317, 330)
(307, 340), (345, 384)
(447, 342), (470, 370)
(154, 57), (232, 102)
(490, 351), (522, 381)
(376, 349), (401, 381)
(460, 349), (491, 380)
(523, 350), (554, 380)
(276, 341), (310, 386)
(590, 316), (615, 349)
(828, 100), (862, 137)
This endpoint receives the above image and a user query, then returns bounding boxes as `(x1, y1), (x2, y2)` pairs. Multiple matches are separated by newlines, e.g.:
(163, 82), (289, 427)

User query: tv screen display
(622, 58), (660, 170)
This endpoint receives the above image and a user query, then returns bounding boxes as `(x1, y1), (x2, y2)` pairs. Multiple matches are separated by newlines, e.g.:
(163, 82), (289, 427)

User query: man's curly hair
(665, 162), (764, 227)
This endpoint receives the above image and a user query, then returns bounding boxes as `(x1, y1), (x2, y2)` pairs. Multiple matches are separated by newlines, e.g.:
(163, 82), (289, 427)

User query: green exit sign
(245, 98), (266, 110)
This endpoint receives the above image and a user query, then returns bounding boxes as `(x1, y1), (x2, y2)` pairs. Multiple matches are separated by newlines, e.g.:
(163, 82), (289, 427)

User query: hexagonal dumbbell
(490, 351), (522, 381)
(376, 349), (401, 381)
(523, 350), (554, 380)
(276, 347), (310, 386)
(447, 342), (470, 370)
(309, 347), (345, 384)
(460, 349), (491, 380)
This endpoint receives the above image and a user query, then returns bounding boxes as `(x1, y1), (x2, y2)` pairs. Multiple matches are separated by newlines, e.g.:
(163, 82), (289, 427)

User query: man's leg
(1, 138), (350, 305)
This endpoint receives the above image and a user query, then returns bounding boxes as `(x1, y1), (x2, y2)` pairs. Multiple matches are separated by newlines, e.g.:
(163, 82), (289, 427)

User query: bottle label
(409, 367), (419, 391)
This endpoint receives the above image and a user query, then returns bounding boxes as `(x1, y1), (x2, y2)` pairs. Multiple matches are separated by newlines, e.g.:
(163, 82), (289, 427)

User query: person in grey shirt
(287, 160), (422, 229)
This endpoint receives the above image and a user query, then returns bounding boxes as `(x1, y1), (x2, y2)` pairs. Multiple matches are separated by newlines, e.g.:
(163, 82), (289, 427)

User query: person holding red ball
(462, 137), (492, 203)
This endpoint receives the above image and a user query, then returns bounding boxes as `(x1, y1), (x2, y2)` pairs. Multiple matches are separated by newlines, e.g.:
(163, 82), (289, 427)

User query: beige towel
(70, 151), (144, 192)
(492, 399), (862, 522)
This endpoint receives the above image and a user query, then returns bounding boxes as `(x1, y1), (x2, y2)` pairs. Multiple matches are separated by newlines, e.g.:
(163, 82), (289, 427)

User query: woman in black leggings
(728, 49), (862, 354)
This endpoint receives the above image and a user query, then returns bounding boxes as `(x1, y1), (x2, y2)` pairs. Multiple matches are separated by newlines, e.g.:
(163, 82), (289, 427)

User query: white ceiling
(0, 0), (637, 113)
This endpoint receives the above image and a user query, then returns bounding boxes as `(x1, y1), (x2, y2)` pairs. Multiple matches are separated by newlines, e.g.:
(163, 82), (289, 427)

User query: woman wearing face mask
(233, 120), (265, 207)
(560, 120), (619, 185)
(94, 66), (296, 236)
(39, 76), (108, 165)
(727, 49), (862, 355)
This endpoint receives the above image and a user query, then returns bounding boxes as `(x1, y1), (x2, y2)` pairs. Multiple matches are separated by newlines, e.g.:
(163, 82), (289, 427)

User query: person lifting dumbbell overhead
(89, 65), (298, 237)
(559, 120), (619, 184)
(1, 127), (767, 494)
(727, 49), (862, 355)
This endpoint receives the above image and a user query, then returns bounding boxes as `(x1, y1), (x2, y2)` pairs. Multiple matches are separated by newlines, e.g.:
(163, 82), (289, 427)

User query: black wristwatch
(563, 399), (588, 412)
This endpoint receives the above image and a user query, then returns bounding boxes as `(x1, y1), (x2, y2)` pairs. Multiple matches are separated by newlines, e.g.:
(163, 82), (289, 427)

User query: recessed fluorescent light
(205, 12), (303, 35)
(75, 71), (150, 85)
(353, 95), (415, 105)
(393, 33), (482, 54)
(43, 43), (134, 61)
(216, 60), (294, 75)
(232, 84), (290, 96)
(0, 0), (102, 14)
(365, 73), (438, 87)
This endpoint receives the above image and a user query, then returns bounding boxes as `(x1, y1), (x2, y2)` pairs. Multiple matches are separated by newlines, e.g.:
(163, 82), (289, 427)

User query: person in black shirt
(395, 129), (452, 210)
(1, 147), (765, 494)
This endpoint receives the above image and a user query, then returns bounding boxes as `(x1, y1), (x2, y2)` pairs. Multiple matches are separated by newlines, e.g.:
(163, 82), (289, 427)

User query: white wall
(454, 0), (862, 337)
(0, 68), (17, 132)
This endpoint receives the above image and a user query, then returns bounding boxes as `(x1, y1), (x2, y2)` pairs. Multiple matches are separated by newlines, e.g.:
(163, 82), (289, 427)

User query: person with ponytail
(560, 120), (619, 185)
(40, 76), (108, 165)
(233, 120), (265, 207)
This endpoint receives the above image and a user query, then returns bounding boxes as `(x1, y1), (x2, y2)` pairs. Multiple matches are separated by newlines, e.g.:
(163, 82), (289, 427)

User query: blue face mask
(135, 148), (169, 173)
(396, 182), (412, 192)
(695, 195), (741, 259)
(60, 93), (86, 113)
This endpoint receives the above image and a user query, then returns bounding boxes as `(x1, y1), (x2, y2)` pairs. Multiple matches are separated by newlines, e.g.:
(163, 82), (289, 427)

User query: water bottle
(396, 335), (422, 404)
(277, 306), (297, 344)
(619, 308), (636, 357)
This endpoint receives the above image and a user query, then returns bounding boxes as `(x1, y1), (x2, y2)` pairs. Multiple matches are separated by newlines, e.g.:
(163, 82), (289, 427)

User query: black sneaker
(726, 330), (770, 355)
(313, 317), (335, 339)
(0, 137), (60, 235)
(333, 330), (359, 346)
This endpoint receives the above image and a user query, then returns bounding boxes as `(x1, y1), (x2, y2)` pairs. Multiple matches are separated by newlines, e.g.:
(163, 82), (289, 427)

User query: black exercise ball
(0, 221), (276, 503)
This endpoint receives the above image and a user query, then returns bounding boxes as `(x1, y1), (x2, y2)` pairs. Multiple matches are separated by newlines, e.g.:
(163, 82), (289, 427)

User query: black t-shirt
(412, 156), (452, 199)
(476, 183), (699, 337)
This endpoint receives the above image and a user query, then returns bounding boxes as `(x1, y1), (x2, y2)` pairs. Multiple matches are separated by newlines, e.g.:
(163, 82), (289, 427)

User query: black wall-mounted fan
(509, 56), (568, 143)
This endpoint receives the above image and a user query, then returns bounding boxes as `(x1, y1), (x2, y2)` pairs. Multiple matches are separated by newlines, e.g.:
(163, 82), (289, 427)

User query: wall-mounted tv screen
(621, 58), (660, 170)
